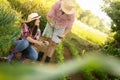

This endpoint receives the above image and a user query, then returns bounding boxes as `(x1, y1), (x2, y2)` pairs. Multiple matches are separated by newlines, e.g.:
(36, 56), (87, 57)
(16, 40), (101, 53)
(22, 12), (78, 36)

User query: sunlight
(71, 20), (108, 45)
(76, 0), (104, 18)
(76, 0), (111, 30)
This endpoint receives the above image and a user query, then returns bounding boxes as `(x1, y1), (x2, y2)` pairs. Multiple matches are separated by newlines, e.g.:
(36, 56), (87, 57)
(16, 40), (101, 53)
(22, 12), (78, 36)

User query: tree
(102, 0), (120, 47)
(78, 10), (107, 33)
(71, 0), (83, 18)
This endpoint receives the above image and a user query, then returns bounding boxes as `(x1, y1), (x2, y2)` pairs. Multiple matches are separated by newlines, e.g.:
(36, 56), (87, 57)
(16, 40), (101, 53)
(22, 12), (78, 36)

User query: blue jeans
(14, 39), (38, 60)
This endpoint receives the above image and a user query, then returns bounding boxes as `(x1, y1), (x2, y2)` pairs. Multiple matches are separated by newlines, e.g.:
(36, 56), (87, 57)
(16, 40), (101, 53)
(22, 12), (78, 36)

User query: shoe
(45, 56), (51, 63)
(37, 51), (44, 61)
(0, 57), (8, 62)
(7, 49), (19, 62)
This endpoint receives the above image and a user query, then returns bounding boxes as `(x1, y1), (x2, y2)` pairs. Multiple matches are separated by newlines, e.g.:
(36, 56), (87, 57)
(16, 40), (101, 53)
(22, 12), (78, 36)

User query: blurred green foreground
(0, 53), (120, 80)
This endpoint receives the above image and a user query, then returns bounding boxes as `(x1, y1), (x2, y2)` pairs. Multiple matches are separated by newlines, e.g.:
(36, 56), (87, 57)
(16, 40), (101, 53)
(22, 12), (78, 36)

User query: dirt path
(39, 46), (84, 80)
(63, 47), (84, 80)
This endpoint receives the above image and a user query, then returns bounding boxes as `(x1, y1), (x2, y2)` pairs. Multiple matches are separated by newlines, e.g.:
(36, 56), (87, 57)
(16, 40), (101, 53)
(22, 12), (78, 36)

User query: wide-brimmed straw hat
(61, 0), (75, 14)
(27, 13), (41, 22)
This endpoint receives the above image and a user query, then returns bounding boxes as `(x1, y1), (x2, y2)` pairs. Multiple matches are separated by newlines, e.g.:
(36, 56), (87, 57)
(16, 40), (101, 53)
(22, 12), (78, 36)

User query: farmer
(42, 0), (75, 63)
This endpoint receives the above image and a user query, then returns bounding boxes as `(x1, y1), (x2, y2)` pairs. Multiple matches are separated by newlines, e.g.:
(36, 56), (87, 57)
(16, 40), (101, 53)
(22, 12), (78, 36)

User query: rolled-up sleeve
(35, 29), (41, 40)
(47, 1), (60, 20)
(66, 13), (75, 30)
(21, 23), (29, 38)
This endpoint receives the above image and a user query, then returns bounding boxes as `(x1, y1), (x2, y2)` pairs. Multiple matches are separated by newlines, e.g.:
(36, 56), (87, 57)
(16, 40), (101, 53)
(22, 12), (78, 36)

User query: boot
(45, 56), (51, 63)
(0, 57), (8, 62)
(8, 49), (18, 61)
(20, 54), (26, 62)
(0, 50), (18, 62)
(37, 51), (44, 61)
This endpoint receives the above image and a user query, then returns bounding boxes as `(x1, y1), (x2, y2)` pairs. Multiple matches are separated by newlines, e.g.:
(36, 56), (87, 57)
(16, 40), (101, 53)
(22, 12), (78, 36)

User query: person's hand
(42, 41), (49, 46)
(49, 22), (54, 27)
(36, 41), (49, 47)
(47, 17), (54, 27)
(49, 22), (56, 28)
(36, 41), (43, 47)
(57, 34), (65, 39)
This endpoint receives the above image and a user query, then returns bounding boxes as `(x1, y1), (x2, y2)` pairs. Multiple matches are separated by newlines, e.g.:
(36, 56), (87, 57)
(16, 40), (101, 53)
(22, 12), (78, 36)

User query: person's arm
(58, 13), (75, 38)
(58, 29), (71, 39)
(46, 16), (54, 26)
(26, 37), (43, 46)
(21, 23), (43, 46)
(47, 1), (60, 26)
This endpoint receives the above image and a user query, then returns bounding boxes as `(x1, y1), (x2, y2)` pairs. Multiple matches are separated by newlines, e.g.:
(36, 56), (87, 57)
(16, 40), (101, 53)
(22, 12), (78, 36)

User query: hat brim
(35, 16), (41, 19)
(61, 0), (75, 14)
(61, 7), (75, 14)
(26, 16), (41, 22)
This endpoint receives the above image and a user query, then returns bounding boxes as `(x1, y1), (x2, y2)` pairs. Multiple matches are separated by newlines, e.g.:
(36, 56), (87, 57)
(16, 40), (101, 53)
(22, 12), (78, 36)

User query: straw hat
(61, 0), (75, 14)
(27, 13), (41, 22)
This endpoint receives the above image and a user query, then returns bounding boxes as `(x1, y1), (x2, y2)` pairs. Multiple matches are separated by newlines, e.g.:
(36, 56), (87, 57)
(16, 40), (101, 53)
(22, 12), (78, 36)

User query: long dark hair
(25, 20), (38, 36)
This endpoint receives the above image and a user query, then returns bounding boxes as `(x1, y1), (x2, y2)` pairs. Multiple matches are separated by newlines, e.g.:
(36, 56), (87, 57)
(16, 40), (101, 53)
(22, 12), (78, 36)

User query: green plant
(63, 40), (79, 58)
(102, 0), (120, 57)
(55, 42), (64, 64)
(0, 0), (21, 56)
(103, 44), (120, 57)
(1, 53), (120, 80)
(55, 42), (66, 80)
(81, 69), (93, 80)
(92, 69), (108, 80)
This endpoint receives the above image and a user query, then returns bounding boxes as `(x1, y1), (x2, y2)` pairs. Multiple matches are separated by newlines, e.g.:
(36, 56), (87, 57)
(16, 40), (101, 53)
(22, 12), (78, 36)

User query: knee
(21, 40), (29, 49)
(30, 54), (38, 60)
(28, 50), (38, 60)
(14, 40), (29, 51)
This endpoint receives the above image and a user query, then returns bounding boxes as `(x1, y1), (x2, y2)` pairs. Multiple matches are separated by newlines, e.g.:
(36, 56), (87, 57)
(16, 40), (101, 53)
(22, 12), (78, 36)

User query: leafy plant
(55, 42), (66, 80)
(63, 40), (79, 58)
(55, 42), (64, 64)
(0, 53), (120, 80)
(102, 0), (120, 56)
(0, 0), (21, 56)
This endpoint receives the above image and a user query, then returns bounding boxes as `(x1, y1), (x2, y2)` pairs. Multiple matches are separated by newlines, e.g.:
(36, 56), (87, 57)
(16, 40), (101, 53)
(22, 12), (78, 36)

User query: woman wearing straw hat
(1, 13), (49, 62)
(42, 0), (75, 63)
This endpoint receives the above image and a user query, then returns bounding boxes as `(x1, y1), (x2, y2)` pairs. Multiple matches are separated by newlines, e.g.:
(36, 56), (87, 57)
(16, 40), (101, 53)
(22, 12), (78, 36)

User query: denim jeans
(14, 39), (38, 60)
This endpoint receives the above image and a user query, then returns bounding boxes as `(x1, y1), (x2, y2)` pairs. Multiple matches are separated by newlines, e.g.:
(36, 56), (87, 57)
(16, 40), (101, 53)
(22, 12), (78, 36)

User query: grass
(63, 32), (100, 53)
(72, 20), (108, 45)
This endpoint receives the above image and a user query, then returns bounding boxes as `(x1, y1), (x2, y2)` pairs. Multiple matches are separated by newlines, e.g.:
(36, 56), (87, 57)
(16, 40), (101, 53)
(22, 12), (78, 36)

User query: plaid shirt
(47, 1), (75, 30)
(18, 23), (41, 40)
